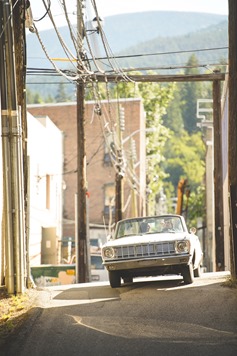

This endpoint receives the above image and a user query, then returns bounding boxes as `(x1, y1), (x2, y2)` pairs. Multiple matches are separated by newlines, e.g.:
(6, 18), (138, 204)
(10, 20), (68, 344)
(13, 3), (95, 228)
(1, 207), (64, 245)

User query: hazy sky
(30, 0), (228, 31)
(96, 0), (228, 17)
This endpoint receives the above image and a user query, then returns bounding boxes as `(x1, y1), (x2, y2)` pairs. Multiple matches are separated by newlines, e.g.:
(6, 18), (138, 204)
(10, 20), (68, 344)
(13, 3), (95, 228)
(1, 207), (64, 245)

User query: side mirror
(190, 227), (196, 234)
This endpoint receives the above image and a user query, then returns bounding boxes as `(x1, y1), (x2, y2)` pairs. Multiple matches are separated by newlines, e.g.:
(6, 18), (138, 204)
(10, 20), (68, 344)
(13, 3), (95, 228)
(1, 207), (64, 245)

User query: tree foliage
(163, 130), (205, 190)
(111, 75), (175, 213)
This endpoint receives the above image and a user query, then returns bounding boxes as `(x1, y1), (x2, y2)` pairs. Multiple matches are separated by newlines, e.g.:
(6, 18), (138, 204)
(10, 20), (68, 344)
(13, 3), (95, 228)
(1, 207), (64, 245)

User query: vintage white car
(101, 214), (203, 288)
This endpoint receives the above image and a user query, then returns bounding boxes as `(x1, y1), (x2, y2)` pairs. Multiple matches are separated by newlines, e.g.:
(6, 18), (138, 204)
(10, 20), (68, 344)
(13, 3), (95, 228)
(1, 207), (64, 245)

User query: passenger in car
(124, 222), (134, 235)
(140, 222), (150, 233)
(162, 219), (174, 232)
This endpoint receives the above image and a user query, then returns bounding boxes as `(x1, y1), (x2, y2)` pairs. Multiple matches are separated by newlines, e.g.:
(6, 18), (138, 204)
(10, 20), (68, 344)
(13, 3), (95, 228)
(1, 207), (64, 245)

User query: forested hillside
(118, 21), (227, 71)
(26, 11), (227, 70)
(26, 19), (227, 101)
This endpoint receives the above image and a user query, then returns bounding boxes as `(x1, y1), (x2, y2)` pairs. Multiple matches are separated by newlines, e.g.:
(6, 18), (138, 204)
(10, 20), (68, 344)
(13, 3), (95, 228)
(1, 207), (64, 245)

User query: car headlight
(175, 240), (190, 253)
(103, 247), (115, 259)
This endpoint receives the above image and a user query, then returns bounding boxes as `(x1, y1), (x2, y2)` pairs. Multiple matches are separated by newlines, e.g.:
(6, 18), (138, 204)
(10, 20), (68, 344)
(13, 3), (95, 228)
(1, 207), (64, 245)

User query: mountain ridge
(26, 11), (227, 69)
(26, 11), (228, 100)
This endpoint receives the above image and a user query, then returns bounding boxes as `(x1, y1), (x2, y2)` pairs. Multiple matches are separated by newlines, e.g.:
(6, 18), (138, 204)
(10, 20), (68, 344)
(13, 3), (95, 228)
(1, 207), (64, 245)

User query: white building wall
(27, 113), (63, 265)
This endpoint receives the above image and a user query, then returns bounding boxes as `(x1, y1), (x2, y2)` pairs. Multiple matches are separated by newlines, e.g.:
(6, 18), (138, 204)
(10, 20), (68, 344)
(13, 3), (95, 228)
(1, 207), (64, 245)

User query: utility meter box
(41, 227), (57, 264)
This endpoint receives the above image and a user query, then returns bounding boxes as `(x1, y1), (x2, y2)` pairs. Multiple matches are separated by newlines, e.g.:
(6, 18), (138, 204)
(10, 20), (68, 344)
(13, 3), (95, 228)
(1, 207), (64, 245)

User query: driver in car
(162, 219), (174, 232)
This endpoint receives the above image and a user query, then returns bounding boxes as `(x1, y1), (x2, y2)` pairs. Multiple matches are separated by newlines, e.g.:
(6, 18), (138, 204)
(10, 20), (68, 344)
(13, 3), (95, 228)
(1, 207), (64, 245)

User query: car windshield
(115, 216), (185, 239)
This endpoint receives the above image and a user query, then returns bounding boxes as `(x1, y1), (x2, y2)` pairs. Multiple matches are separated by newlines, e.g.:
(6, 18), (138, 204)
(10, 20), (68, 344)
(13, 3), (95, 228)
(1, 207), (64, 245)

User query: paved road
(1, 272), (237, 356)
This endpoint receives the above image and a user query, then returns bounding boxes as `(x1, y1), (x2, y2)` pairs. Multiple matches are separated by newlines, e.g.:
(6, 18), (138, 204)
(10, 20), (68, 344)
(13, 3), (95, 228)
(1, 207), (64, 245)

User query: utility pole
(13, 0), (30, 286)
(213, 78), (224, 271)
(115, 105), (125, 223)
(228, 0), (237, 278)
(176, 179), (187, 216)
(130, 138), (138, 218)
(1, 0), (25, 293)
(76, 0), (89, 283)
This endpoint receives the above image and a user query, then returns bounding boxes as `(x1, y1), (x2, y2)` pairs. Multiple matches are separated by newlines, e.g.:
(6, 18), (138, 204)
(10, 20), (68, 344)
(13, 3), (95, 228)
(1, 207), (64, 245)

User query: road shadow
(45, 276), (185, 303)
(44, 271), (231, 303)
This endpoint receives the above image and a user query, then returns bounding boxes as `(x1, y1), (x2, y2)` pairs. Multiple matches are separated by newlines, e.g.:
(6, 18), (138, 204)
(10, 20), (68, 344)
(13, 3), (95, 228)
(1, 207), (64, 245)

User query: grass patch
(0, 288), (34, 341)
(221, 276), (237, 289)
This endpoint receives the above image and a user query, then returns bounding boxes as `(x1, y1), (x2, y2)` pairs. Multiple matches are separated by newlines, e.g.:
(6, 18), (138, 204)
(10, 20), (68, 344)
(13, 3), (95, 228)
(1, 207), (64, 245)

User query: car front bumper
(103, 254), (192, 271)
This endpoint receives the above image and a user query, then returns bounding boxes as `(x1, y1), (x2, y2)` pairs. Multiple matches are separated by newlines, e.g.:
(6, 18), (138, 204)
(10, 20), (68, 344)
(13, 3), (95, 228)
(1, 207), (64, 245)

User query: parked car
(89, 254), (107, 281)
(90, 238), (102, 255)
(101, 214), (203, 288)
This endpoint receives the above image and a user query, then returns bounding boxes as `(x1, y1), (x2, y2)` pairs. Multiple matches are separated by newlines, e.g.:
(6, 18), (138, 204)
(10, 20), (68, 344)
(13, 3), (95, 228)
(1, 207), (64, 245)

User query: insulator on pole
(119, 105), (125, 131)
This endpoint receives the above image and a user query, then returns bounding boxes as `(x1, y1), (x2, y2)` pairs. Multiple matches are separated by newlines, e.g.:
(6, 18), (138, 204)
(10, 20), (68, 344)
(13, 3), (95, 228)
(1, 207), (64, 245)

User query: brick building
(28, 98), (146, 243)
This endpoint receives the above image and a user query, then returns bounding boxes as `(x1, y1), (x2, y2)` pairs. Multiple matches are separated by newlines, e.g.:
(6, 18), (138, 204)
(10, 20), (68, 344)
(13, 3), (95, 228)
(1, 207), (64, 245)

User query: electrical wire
(42, 0), (92, 75)
(32, 24), (80, 82)
(89, 46), (228, 61)
(34, 0), (51, 22)
(89, 0), (135, 83)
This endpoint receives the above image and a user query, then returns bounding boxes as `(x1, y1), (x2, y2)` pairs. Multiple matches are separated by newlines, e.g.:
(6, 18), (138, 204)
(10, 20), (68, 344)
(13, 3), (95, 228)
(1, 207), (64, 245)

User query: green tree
(163, 86), (184, 134)
(138, 81), (175, 213)
(55, 83), (70, 102)
(181, 54), (203, 134)
(108, 70), (206, 221)
(26, 89), (44, 104)
(111, 76), (175, 214)
(163, 130), (205, 190)
(187, 185), (206, 227)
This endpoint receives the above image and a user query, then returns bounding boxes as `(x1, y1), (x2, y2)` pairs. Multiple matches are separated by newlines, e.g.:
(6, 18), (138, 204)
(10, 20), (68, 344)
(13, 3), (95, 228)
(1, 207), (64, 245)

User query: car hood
(103, 232), (189, 248)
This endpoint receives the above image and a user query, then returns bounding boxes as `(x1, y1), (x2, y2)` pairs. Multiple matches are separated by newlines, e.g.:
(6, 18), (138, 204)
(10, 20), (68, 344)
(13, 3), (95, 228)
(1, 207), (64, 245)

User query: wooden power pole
(228, 0), (237, 278)
(1, 0), (25, 293)
(76, 0), (89, 283)
(213, 79), (224, 271)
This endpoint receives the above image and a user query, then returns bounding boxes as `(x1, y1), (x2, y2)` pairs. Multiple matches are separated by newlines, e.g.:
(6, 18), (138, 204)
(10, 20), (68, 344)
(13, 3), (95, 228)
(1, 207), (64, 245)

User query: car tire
(194, 264), (201, 277)
(123, 277), (133, 284)
(109, 271), (121, 288)
(182, 264), (194, 284)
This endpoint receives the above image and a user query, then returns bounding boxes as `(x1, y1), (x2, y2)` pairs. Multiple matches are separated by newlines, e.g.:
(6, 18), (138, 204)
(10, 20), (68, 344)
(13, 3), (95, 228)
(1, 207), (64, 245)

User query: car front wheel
(109, 271), (121, 288)
(182, 264), (194, 284)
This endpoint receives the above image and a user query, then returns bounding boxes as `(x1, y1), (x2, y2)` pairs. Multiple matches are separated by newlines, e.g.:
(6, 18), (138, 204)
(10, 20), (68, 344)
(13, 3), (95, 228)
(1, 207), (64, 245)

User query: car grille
(114, 242), (175, 259)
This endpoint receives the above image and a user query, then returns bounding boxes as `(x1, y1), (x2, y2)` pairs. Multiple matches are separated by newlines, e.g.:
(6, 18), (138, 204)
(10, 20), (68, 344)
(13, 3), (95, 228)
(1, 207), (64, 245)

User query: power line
(26, 45), (227, 68)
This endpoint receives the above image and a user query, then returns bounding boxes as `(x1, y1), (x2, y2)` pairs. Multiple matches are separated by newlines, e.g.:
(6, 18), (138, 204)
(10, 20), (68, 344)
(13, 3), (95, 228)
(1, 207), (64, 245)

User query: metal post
(0, 1), (14, 292)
